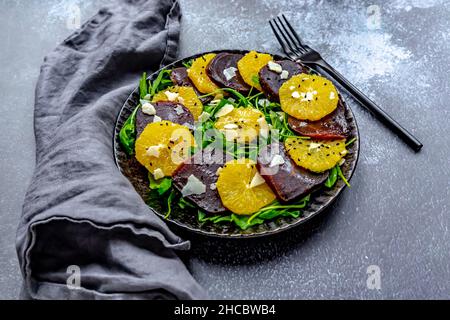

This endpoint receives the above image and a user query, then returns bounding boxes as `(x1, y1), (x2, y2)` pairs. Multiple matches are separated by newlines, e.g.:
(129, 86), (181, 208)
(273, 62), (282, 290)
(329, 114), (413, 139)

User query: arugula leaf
(345, 137), (357, 146)
(258, 209), (301, 220)
(232, 214), (265, 230)
(148, 172), (172, 195)
(198, 211), (207, 221)
(164, 190), (176, 219)
(212, 215), (233, 223)
(198, 211), (232, 224)
(220, 88), (248, 106)
(251, 74), (260, 86)
(324, 165), (351, 188)
(119, 106), (139, 155)
(157, 178), (173, 195)
(139, 72), (148, 99)
(336, 165), (351, 187)
(246, 195), (310, 225)
(268, 108), (297, 142)
(247, 92), (263, 102)
(178, 197), (195, 209)
(150, 69), (172, 97)
(182, 59), (193, 68)
(325, 166), (338, 188)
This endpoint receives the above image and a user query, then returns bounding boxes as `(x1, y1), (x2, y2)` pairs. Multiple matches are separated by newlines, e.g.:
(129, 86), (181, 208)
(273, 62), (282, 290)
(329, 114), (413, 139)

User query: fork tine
(269, 20), (295, 60)
(280, 14), (306, 50)
(273, 17), (304, 57)
(276, 16), (306, 55)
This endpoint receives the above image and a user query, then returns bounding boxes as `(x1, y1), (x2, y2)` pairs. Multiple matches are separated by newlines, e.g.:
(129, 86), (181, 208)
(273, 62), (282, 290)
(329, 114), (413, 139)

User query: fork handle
(309, 61), (423, 152)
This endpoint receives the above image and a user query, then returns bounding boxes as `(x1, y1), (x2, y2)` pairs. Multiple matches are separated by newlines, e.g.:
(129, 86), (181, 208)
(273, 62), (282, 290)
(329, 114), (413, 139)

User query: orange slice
(279, 73), (339, 121)
(284, 137), (347, 173)
(135, 120), (195, 178)
(216, 158), (276, 215)
(237, 51), (273, 91)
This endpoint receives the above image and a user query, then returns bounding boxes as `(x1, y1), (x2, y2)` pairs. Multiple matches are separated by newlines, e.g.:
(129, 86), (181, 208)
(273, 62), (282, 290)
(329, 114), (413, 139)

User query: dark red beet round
(136, 101), (194, 137)
(257, 143), (328, 202)
(173, 146), (227, 214)
(259, 60), (307, 101)
(288, 99), (350, 140)
(206, 52), (251, 93)
(170, 67), (212, 104)
(170, 67), (192, 87)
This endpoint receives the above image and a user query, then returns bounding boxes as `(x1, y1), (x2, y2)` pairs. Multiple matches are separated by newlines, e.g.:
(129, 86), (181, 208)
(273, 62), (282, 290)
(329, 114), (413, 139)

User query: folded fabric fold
(16, 0), (207, 300)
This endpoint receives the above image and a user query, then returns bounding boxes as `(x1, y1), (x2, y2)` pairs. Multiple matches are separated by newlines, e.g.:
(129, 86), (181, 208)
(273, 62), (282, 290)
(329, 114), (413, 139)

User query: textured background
(0, 0), (449, 299)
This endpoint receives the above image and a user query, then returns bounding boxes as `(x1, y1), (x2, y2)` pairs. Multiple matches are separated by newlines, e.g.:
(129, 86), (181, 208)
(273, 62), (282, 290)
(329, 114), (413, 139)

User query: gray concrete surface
(1, 0), (449, 299)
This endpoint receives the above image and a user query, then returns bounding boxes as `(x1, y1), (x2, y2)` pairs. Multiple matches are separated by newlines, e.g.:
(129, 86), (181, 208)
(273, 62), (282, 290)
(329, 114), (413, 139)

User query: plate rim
(113, 49), (360, 239)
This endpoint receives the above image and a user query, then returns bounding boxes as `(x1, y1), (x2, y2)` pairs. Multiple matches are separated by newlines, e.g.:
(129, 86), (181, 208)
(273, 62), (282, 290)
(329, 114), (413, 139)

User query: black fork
(269, 14), (423, 152)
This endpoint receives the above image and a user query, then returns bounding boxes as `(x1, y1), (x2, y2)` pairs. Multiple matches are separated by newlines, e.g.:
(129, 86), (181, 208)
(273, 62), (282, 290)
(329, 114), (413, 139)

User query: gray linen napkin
(15, 0), (206, 300)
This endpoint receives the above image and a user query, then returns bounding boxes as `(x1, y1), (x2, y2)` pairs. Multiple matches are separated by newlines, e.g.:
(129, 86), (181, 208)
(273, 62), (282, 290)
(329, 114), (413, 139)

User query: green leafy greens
(119, 70), (173, 155)
(325, 166), (338, 188)
(196, 194), (310, 230)
(148, 172), (173, 195)
(119, 106), (139, 156)
(139, 72), (148, 99)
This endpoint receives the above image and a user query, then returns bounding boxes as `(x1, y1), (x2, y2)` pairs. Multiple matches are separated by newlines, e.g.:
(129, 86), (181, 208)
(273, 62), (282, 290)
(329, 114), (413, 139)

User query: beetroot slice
(257, 143), (328, 202)
(259, 60), (307, 102)
(172, 146), (227, 214)
(170, 67), (192, 87)
(170, 67), (212, 105)
(288, 99), (350, 140)
(136, 101), (194, 137)
(206, 52), (250, 93)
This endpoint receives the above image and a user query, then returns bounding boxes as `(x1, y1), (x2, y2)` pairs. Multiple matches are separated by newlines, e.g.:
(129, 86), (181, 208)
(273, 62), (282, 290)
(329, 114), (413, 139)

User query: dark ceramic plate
(113, 50), (360, 238)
